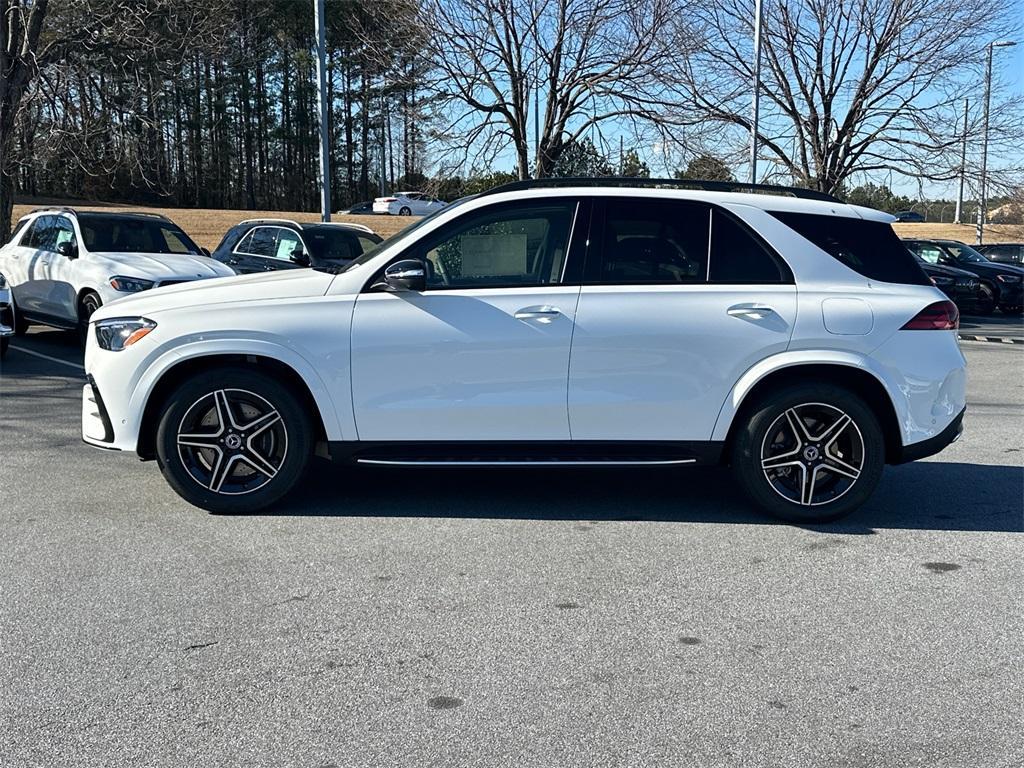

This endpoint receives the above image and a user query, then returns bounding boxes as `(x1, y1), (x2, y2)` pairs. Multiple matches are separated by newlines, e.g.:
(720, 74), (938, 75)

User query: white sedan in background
(372, 192), (447, 216)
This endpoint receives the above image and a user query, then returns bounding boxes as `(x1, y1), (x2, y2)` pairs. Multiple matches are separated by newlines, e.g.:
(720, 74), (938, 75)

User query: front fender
(127, 337), (346, 449)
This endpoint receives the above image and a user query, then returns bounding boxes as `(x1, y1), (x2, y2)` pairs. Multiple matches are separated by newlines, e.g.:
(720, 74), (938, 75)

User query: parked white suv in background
(82, 180), (966, 522)
(373, 191), (447, 216)
(0, 208), (234, 342)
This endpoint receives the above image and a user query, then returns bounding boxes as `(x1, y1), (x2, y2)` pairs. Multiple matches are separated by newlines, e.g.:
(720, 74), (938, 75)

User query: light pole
(313, 0), (331, 221)
(954, 98), (968, 224)
(749, 0), (763, 184)
(977, 39), (1017, 244)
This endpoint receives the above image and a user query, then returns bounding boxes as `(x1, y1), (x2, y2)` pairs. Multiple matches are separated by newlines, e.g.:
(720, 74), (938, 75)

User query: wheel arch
(716, 360), (903, 465)
(136, 353), (332, 460)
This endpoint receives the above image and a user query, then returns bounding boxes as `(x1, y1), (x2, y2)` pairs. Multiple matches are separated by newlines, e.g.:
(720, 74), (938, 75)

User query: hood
(92, 251), (236, 280)
(93, 267), (335, 321)
(955, 258), (1024, 277)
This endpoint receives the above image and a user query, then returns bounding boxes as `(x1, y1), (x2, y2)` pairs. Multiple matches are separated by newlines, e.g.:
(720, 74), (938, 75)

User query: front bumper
(82, 376), (116, 445)
(996, 282), (1023, 308)
(894, 407), (965, 464)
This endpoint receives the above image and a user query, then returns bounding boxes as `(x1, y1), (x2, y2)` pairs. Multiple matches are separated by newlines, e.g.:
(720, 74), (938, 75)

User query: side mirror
(57, 241), (78, 260)
(378, 259), (426, 292)
(290, 246), (311, 267)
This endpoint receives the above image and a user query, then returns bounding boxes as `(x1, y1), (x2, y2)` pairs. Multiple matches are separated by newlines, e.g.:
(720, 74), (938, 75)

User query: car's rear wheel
(155, 367), (312, 513)
(731, 384), (885, 523)
(78, 291), (102, 346)
(398, 206), (412, 216)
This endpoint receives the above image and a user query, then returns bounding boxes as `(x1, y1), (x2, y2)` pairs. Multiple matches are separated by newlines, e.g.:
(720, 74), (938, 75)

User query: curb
(958, 334), (1024, 345)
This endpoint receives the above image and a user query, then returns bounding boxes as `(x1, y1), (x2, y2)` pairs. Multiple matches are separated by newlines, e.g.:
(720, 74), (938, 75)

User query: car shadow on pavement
(272, 460), (1023, 534)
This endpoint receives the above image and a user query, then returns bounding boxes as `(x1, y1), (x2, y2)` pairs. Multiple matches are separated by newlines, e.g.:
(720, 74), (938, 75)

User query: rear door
(568, 198), (797, 441)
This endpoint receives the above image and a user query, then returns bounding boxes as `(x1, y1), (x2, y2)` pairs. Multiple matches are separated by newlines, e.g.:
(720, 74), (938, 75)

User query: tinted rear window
(769, 211), (930, 285)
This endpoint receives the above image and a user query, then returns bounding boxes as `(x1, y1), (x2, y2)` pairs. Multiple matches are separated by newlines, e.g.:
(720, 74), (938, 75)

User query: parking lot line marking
(9, 346), (85, 371)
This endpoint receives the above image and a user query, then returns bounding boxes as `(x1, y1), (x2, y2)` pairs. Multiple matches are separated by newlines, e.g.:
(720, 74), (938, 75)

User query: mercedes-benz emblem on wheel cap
(803, 445), (820, 461)
(225, 434), (242, 449)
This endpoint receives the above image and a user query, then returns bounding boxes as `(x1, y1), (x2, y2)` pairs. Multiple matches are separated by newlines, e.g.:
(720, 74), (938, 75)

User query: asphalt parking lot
(1, 321), (1022, 768)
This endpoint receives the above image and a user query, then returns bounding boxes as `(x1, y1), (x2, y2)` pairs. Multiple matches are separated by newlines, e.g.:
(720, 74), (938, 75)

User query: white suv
(0, 208), (234, 341)
(82, 180), (967, 522)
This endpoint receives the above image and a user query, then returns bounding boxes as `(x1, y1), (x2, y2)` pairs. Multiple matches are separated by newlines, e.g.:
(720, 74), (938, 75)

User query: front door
(350, 198), (585, 441)
(568, 198), (797, 441)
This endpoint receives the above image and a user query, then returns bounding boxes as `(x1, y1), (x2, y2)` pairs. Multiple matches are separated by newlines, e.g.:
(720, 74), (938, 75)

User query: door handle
(514, 306), (561, 321)
(727, 304), (775, 319)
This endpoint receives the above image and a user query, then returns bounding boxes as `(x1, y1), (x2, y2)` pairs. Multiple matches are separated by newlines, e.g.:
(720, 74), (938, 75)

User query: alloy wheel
(760, 402), (865, 507)
(176, 388), (288, 495)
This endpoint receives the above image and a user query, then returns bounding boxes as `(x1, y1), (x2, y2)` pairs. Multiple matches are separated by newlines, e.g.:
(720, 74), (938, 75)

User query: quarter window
(417, 201), (577, 289)
(708, 210), (787, 283)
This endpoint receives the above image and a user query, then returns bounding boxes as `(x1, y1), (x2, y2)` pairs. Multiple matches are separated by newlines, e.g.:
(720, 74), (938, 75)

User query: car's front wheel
(731, 384), (885, 523)
(155, 368), (313, 513)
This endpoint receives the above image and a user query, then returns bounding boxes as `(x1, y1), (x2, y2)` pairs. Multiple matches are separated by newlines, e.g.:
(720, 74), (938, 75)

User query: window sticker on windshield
(461, 233), (528, 276)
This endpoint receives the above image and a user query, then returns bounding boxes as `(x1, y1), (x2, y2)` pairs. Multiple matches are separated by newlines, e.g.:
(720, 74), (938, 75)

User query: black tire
(0, 336), (8, 360)
(78, 291), (102, 346)
(155, 367), (313, 513)
(12, 298), (29, 335)
(975, 283), (997, 315)
(731, 383), (885, 523)
(398, 206), (412, 216)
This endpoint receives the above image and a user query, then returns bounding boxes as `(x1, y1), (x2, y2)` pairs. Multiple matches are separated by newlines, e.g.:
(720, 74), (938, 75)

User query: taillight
(900, 300), (959, 330)
(380, 197), (397, 202)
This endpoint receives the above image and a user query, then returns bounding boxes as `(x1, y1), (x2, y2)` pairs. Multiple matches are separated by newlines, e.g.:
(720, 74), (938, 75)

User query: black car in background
(976, 242), (1024, 265)
(910, 253), (990, 314)
(903, 239), (1024, 314)
(893, 211), (925, 223)
(211, 219), (382, 274)
(342, 201), (374, 215)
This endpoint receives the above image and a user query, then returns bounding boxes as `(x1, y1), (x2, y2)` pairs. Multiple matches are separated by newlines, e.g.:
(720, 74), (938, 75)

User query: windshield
(322, 196), (475, 275)
(78, 214), (203, 255)
(942, 242), (989, 263)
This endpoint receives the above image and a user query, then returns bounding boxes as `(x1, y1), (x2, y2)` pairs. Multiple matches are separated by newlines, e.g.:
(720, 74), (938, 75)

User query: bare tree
(1, 0), (48, 238)
(675, 0), (1023, 195)
(425, 0), (692, 179)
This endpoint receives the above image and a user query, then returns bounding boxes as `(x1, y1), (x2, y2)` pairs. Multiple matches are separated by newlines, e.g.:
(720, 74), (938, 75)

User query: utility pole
(313, 0), (331, 221)
(954, 98), (968, 224)
(534, 80), (540, 178)
(749, 0), (763, 184)
(977, 39), (1018, 244)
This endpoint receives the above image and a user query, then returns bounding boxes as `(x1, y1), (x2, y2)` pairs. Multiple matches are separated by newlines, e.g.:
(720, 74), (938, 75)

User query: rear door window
(770, 211), (930, 285)
(590, 199), (710, 284)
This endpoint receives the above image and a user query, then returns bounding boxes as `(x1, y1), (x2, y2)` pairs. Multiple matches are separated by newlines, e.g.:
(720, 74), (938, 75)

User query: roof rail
(30, 206), (79, 216)
(479, 177), (841, 203)
(28, 207), (174, 222)
(318, 221), (375, 234)
(238, 218), (303, 229)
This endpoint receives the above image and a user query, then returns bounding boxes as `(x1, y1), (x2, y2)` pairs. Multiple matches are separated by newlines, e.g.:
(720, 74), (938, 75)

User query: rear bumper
(894, 407), (965, 464)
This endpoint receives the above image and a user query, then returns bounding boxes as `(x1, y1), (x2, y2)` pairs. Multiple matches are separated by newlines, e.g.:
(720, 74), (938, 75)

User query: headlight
(930, 276), (954, 286)
(996, 274), (1021, 284)
(109, 276), (155, 292)
(95, 317), (157, 351)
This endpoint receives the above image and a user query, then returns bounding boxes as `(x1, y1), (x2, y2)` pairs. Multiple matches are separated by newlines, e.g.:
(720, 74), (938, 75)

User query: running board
(331, 440), (723, 467)
(355, 457), (697, 467)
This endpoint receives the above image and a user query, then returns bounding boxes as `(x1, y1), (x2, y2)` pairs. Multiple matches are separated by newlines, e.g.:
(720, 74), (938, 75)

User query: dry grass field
(12, 199), (1024, 250)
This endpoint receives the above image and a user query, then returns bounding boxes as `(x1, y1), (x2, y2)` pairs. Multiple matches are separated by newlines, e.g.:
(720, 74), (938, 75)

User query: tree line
(2, 0), (1021, 238)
